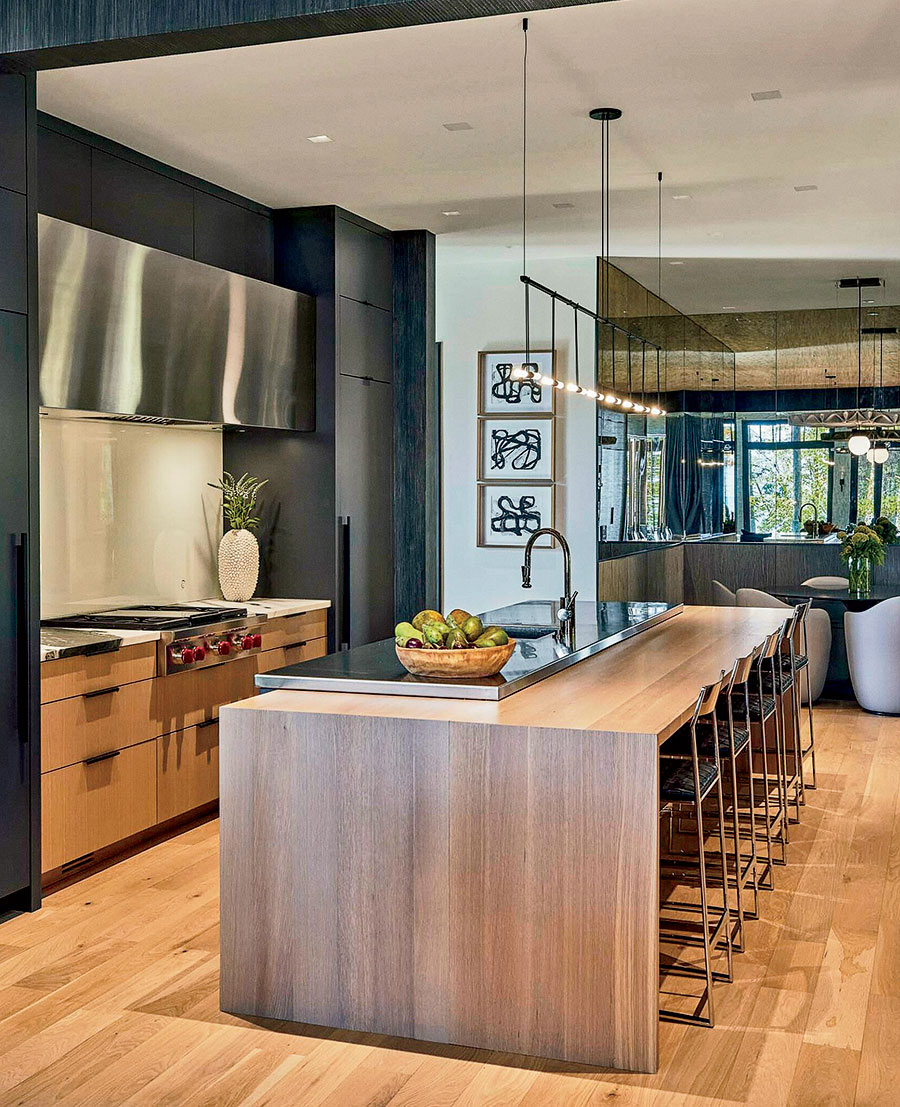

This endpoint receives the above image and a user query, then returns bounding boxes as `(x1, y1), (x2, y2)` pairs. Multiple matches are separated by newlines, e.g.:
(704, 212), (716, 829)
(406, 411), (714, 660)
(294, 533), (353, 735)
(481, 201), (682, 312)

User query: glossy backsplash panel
(40, 413), (222, 617)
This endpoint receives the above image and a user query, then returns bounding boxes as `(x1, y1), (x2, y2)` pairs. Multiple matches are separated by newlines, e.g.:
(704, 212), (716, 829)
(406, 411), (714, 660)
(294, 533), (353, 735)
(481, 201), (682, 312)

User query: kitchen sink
(499, 623), (558, 639)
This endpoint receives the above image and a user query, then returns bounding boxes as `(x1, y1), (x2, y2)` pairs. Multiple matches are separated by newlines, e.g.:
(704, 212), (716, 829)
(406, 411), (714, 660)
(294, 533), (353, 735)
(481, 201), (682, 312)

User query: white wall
(41, 416), (222, 617)
(437, 254), (597, 615)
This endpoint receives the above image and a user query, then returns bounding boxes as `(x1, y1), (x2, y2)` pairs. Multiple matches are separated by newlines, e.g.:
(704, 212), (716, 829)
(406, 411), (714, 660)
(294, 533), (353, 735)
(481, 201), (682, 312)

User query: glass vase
(847, 556), (872, 596)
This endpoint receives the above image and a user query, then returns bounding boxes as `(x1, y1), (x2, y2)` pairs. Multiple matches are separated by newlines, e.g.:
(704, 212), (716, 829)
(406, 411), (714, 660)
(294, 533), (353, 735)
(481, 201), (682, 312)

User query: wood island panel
(219, 607), (787, 1073)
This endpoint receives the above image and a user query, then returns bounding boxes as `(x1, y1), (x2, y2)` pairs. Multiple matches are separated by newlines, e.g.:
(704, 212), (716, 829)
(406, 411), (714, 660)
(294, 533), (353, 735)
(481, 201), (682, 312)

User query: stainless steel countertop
(255, 600), (683, 701)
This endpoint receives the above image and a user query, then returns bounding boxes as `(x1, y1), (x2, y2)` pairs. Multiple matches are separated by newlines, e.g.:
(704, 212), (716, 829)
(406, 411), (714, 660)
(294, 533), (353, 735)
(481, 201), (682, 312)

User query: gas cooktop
(42, 603), (248, 632)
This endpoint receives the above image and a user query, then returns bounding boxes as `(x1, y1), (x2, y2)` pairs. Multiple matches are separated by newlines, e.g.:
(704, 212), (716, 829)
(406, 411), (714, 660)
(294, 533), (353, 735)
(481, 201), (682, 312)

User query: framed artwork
(478, 350), (556, 415)
(478, 416), (554, 482)
(477, 484), (555, 548)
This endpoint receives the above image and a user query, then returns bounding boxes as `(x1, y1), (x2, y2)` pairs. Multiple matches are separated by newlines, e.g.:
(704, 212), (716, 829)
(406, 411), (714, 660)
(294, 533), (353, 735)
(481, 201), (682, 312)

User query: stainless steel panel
(38, 215), (315, 430)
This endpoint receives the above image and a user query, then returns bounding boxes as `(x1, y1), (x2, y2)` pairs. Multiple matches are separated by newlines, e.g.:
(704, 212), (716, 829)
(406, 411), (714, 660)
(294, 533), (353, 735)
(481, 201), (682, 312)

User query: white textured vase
(218, 529), (259, 602)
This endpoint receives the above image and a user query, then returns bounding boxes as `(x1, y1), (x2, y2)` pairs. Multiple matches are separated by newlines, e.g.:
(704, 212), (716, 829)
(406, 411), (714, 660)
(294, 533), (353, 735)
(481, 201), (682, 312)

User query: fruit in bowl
(395, 609), (516, 677)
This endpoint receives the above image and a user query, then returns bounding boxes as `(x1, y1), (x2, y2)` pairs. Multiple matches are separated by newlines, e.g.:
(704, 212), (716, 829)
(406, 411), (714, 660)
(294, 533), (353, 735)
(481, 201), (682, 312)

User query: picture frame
(478, 350), (556, 415)
(478, 416), (554, 482)
(477, 483), (556, 548)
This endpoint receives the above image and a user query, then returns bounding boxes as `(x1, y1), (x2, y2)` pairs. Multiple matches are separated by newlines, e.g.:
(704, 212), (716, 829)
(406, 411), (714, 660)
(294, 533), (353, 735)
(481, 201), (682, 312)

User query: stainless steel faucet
(798, 501), (819, 535)
(521, 527), (578, 648)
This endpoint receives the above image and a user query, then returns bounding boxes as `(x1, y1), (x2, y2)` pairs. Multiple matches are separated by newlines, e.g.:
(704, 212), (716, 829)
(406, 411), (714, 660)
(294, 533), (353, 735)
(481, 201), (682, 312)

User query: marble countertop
(41, 598), (331, 662)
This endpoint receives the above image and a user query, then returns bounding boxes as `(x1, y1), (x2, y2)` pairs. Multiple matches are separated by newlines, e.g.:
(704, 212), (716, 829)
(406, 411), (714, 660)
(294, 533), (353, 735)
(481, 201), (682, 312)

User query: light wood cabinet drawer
(255, 638), (328, 675)
(262, 610), (328, 650)
(41, 642), (157, 705)
(41, 678), (158, 773)
(41, 739), (157, 872)
(157, 723), (219, 823)
(158, 655), (257, 734)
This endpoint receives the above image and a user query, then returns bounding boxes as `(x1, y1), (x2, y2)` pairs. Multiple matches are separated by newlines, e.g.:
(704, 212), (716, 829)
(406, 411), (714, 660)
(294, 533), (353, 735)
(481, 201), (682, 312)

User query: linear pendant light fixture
(512, 20), (663, 416)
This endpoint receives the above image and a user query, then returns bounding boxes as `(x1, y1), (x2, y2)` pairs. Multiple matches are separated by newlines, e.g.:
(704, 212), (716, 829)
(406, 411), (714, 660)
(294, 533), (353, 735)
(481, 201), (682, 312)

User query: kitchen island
(219, 604), (787, 1074)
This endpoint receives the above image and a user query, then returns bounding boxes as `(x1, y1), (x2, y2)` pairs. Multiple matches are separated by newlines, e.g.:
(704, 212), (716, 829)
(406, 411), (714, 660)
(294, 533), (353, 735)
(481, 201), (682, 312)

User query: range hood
(38, 215), (315, 431)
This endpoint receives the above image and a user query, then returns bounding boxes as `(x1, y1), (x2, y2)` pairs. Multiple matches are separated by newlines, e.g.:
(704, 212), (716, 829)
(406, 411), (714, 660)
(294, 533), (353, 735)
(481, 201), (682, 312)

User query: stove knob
(180, 646), (195, 665)
(241, 635), (255, 652)
(192, 646), (206, 663)
(252, 634), (263, 649)
(217, 640), (231, 656)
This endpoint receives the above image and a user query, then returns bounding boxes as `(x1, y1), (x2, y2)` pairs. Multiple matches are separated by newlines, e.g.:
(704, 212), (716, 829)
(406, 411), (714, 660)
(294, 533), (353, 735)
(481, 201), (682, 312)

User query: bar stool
(704, 651), (759, 942)
(659, 674), (733, 1028)
(770, 612), (803, 824)
(744, 630), (790, 868)
(784, 599), (817, 793)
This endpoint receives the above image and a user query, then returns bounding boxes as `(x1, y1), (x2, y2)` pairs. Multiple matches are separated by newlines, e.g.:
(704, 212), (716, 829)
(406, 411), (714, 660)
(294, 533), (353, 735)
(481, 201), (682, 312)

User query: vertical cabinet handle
(13, 533), (28, 744)
(340, 517), (351, 650)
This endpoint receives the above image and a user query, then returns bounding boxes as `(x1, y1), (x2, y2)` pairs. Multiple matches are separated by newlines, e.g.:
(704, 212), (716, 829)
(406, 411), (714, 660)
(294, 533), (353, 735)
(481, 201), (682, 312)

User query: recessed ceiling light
(553, 202), (575, 209)
(307, 134), (332, 143)
(794, 184), (818, 192)
(722, 305), (737, 311)
(672, 194), (691, 201)
(669, 260), (684, 266)
(751, 89), (782, 101)
(442, 122), (473, 131)
(442, 210), (461, 216)
(864, 299), (875, 305)
(869, 311), (879, 316)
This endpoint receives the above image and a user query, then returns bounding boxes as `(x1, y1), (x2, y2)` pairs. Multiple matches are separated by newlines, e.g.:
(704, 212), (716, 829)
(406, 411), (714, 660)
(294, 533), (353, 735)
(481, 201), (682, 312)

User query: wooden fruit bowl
(395, 639), (517, 678)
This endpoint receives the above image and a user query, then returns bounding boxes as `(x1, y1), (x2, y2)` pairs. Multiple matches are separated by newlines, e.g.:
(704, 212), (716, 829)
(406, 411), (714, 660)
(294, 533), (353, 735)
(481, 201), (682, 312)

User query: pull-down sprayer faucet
(521, 528), (577, 648)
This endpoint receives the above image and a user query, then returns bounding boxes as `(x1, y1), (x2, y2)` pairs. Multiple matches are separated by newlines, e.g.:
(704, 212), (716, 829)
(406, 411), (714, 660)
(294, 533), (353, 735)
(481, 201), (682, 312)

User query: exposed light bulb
(585, 389), (597, 399)
(848, 433), (871, 456)
(555, 380), (565, 390)
(595, 393), (606, 402)
(650, 407), (661, 416)
(511, 365), (527, 379)
(538, 375), (555, 387)
(622, 400), (634, 409)
(566, 382), (579, 392)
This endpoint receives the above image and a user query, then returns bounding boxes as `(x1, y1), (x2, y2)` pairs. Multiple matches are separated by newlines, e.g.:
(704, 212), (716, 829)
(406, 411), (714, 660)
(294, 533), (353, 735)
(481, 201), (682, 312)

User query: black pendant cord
(656, 170), (662, 410)
(857, 281), (862, 414)
(574, 303), (580, 387)
(522, 18), (530, 366)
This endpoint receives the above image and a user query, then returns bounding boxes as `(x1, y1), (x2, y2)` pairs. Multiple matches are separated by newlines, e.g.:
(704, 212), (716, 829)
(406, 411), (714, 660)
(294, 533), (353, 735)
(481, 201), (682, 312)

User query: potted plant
(837, 523), (885, 595)
(209, 471), (268, 602)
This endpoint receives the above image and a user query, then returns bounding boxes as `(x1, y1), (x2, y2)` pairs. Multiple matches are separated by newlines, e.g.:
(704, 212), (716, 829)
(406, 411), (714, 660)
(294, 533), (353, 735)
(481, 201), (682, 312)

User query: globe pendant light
(850, 432), (872, 456)
(847, 278), (871, 456)
(873, 445), (890, 464)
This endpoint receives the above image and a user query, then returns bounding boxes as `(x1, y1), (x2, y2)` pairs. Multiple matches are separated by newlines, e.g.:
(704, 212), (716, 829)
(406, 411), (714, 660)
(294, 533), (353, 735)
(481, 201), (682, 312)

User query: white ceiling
(38, 0), (900, 313)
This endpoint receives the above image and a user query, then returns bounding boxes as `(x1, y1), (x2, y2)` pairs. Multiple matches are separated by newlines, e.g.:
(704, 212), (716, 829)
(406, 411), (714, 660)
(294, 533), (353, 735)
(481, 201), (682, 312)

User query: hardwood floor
(0, 700), (897, 1106)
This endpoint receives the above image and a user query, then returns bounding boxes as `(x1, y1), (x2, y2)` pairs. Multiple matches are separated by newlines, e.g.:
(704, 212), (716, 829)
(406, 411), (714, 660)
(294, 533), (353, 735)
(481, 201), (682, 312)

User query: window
(742, 421), (833, 533)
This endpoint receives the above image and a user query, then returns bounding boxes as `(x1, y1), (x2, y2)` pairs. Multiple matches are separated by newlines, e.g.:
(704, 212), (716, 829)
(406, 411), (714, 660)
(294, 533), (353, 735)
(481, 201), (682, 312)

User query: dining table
(773, 582), (899, 610)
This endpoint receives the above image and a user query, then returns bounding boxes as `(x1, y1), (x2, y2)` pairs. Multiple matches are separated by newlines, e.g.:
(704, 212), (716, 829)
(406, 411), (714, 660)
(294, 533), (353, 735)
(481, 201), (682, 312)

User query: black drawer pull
(83, 750), (121, 766)
(196, 718), (218, 730)
(284, 641), (308, 651)
(83, 685), (120, 699)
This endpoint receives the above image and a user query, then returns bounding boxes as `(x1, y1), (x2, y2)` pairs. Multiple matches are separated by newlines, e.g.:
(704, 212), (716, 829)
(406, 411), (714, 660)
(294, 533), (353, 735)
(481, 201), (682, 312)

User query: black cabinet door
(36, 127), (92, 227)
(0, 189), (27, 315)
(0, 310), (31, 901)
(91, 150), (194, 257)
(338, 218), (392, 311)
(0, 77), (26, 195)
(338, 376), (394, 647)
(338, 296), (392, 384)
(194, 191), (274, 281)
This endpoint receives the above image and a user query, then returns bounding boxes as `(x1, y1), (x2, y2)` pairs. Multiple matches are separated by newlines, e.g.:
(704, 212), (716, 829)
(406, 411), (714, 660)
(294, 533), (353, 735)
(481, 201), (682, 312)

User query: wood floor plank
(0, 701), (895, 1107)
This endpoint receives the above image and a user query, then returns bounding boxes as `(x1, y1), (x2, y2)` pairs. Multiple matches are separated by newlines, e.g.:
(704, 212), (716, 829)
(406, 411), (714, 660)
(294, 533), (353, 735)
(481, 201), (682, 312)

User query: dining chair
(711, 580), (736, 606)
(845, 597), (900, 715)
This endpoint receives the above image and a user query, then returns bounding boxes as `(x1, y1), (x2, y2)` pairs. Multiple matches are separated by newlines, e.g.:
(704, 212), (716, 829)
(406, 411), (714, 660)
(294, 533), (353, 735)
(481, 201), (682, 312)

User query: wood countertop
(225, 605), (787, 741)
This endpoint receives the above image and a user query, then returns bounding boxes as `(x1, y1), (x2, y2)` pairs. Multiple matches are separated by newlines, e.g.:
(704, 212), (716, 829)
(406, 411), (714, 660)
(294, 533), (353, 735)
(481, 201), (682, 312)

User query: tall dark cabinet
(225, 206), (395, 649)
(0, 74), (40, 915)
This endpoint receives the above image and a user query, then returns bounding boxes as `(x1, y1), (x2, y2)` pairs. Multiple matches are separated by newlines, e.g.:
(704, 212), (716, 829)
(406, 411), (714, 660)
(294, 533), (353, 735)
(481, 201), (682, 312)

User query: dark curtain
(666, 415), (725, 535)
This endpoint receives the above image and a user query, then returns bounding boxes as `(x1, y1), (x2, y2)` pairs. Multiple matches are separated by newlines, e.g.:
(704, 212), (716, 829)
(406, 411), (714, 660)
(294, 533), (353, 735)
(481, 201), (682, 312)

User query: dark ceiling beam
(0, 0), (613, 72)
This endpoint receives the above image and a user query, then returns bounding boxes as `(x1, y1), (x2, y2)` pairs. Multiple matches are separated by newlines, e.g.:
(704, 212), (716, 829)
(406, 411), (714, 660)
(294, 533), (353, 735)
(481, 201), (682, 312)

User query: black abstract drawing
(490, 426), (542, 473)
(490, 494), (542, 537)
(491, 362), (543, 406)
